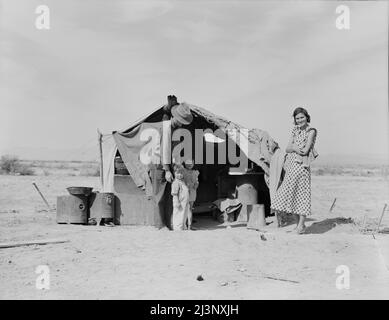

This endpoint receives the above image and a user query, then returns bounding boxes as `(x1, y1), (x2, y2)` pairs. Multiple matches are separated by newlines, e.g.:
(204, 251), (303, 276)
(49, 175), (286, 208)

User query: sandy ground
(0, 175), (388, 299)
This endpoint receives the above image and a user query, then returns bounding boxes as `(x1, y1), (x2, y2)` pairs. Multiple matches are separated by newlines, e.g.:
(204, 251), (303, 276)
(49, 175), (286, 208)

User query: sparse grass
(11, 159), (99, 176)
(58, 163), (69, 169)
(312, 165), (388, 178)
(80, 166), (100, 177)
(2, 158), (387, 179)
(17, 166), (35, 176)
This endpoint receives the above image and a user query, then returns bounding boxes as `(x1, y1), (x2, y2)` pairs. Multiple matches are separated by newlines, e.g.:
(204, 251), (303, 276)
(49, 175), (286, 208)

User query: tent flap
(103, 102), (279, 188)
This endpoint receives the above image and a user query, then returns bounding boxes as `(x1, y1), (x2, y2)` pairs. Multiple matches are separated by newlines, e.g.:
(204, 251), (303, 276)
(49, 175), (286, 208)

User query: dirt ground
(0, 174), (388, 299)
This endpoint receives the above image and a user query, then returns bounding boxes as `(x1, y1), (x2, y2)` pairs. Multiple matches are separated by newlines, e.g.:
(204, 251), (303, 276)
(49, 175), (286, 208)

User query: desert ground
(0, 161), (388, 299)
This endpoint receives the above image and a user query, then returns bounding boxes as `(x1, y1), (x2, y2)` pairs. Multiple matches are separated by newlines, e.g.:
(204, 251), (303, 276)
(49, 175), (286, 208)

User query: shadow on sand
(191, 216), (247, 230)
(189, 215), (355, 234)
(304, 217), (354, 234)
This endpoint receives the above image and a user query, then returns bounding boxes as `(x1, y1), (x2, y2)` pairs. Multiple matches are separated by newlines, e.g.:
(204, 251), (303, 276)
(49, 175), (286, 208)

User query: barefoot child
(183, 159), (199, 230)
(171, 164), (190, 231)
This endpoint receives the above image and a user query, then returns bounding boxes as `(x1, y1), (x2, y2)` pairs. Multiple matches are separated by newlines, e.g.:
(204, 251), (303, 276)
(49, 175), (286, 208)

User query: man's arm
(162, 120), (174, 182)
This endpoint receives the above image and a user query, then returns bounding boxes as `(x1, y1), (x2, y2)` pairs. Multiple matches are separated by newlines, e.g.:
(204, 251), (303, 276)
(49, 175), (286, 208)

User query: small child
(183, 159), (199, 230)
(171, 164), (190, 231)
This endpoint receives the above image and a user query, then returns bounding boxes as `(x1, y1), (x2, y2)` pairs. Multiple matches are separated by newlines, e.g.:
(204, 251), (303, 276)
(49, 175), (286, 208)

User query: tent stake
(361, 213), (367, 231)
(376, 203), (388, 233)
(32, 182), (51, 210)
(97, 128), (104, 189)
(329, 198), (337, 213)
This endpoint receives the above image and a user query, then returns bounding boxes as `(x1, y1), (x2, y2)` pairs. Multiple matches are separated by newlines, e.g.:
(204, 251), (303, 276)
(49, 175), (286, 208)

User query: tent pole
(97, 128), (104, 190)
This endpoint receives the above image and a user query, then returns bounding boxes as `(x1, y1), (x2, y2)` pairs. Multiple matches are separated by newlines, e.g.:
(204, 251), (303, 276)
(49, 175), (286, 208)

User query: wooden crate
(114, 193), (161, 226)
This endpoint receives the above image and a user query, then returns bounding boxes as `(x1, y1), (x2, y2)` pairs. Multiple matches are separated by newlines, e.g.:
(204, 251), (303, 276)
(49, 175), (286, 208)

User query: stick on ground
(263, 276), (299, 284)
(0, 239), (69, 249)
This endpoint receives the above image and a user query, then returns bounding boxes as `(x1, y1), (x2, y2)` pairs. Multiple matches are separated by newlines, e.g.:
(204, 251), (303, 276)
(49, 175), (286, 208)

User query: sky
(0, 0), (388, 161)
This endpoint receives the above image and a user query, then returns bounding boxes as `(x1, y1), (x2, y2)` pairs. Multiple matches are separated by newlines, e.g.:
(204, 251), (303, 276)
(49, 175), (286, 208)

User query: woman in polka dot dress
(271, 107), (318, 234)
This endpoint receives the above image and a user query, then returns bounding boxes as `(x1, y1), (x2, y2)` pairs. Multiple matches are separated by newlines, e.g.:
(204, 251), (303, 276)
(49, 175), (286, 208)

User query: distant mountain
(1, 147), (388, 166)
(0, 146), (99, 162)
(313, 153), (388, 167)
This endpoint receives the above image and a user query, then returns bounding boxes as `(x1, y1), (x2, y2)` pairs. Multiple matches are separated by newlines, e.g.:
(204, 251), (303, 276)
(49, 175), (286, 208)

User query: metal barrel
(56, 195), (89, 224)
(236, 175), (259, 205)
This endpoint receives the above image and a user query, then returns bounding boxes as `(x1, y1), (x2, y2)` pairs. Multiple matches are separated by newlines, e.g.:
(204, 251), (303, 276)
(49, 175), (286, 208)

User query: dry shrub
(380, 166), (389, 180)
(312, 166), (344, 176)
(80, 166), (100, 177)
(58, 163), (69, 169)
(0, 155), (19, 173)
(17, 165), (35, 176)
(0, 155), (35, 175)
(314, 168), (325, 176)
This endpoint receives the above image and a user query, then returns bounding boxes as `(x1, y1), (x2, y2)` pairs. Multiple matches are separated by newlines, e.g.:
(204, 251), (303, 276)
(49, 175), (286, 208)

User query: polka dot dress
(271, 126), (316, 216)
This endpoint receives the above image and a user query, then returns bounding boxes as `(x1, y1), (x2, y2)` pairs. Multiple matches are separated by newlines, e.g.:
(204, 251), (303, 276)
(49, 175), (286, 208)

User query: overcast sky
(0, 0), (388, 160)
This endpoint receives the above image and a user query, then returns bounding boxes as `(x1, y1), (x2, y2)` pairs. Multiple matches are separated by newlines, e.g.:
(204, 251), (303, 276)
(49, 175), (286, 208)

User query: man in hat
(161, 98), (193, 183)
(148, 96), (193, 229)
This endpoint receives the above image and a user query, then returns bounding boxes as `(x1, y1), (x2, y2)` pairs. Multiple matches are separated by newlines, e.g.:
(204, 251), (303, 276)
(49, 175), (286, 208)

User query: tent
(99, 101), (278, 228)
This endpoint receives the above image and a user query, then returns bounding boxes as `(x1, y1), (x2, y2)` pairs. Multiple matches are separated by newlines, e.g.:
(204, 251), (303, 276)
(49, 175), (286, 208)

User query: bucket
(236, 175), (259, 205)
(89, 192), (115, 225)
(247, 204), (266, 230)
(66, 186), (93, 196)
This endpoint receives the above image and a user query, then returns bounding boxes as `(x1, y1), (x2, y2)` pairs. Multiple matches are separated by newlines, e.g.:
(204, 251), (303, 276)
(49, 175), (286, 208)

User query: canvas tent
(99, 101), (278, 228)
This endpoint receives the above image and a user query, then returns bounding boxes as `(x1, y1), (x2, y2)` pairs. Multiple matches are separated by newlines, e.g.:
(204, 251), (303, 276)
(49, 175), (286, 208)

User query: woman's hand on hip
(292, 144), (303, 154)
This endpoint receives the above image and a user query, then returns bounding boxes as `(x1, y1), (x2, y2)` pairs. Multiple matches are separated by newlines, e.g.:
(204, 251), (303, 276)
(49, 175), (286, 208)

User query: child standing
(171, 164), (190, 231)
(183, 159), (199, 230)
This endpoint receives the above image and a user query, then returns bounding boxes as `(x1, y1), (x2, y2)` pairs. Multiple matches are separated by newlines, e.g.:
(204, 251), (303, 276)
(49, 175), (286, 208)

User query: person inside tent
(148, 95), (194, 229)
(161, 95), (194, 183)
